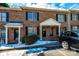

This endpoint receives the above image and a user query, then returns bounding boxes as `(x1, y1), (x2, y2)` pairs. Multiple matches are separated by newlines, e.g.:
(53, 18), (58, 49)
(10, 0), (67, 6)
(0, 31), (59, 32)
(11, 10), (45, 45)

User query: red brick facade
(0, 7), (79, 43)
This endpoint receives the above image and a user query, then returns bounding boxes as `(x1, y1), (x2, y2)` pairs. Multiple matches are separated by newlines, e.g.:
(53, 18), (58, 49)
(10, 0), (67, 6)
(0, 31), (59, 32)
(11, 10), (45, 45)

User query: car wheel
(61, 41), (70, 50)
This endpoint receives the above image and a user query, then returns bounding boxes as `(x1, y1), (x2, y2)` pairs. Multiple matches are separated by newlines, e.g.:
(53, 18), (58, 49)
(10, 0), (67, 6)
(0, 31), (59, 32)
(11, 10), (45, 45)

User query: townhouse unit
(0, 7), (79, 44)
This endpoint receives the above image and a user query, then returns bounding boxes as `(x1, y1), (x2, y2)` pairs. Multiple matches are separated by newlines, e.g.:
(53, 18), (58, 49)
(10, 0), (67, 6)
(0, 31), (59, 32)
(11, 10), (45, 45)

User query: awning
(5, 22), (23, 27)
(40, 18), (61, 26)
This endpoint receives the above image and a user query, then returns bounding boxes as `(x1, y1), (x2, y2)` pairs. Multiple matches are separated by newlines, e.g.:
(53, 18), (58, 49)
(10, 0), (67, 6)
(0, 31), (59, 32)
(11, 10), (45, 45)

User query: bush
(49, 34), (53, 36)
(21, 34), (38, 45)
(20, 36), (28, 44)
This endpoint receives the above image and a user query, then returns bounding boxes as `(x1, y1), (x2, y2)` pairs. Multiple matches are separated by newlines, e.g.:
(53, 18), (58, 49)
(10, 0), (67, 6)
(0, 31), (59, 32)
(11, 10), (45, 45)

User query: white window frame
(57, 14), (65, 23)
(72, 26), (78, 30)
(72, 14), (78, 21)
(28, 12), (37, 21)
(0, 12), (7, 22)
(28, 27), (37, 36)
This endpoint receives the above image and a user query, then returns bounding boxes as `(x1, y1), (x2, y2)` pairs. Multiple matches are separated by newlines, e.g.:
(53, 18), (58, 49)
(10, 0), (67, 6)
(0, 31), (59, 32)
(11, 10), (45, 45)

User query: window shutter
(37, 13), (39, 21)
(56, 14), (58, 21)
(71, 13), (72, 20)
(77, 14), (79, 20)
(37, 27), (39, 35)
(26, 12), (28, 20)
(6, 12), (9, 22)
(64, 15), (66, 22)
(26, 27), (28, 36)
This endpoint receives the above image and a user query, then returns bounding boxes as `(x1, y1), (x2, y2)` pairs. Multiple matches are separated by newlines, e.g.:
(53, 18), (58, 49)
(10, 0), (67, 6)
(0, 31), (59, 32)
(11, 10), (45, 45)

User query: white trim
(59, 25), (61, 36)
(5, 22), (23, 28)
(40, 18), (61, 26)
(40, 26), (42, 40)
(67, 13), (71, 31)
(5, 25), (23, 28)
(5, 27), (8, 44)
(5, 25), (23, 44)
(18, 26), (21, 44)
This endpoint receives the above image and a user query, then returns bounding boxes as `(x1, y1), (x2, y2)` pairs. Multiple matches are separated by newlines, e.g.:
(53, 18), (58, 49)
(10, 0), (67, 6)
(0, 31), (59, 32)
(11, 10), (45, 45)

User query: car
(59, 30), (79, 51)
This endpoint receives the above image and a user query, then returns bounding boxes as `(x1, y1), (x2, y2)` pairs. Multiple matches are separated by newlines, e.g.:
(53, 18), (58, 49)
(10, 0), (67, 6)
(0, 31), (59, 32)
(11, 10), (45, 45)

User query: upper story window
(71, 14), (79, 21)
(0, 12), (9, 22)
(26, 12), (39, 21)
(56, 14), (66, 23)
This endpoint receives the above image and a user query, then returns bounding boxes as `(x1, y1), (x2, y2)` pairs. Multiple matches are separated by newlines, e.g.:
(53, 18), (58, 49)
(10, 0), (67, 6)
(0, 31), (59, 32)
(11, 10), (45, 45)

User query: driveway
(43, 48), (79, 56)
(22, 48), (79, 56)
(1, 47), (79, 56)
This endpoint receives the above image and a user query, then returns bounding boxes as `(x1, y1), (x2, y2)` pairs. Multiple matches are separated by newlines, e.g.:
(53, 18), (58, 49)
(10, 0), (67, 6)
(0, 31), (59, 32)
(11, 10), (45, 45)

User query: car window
(70, 32), (78, 37)
(66, 32), (70, 36)
(62, 32), (70, 36)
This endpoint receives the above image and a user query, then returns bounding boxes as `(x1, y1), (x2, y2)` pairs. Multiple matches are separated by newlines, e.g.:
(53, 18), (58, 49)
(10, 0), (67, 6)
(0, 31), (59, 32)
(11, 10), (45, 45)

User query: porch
(0, 22), (23, 44)
(40, 18), (61, 40)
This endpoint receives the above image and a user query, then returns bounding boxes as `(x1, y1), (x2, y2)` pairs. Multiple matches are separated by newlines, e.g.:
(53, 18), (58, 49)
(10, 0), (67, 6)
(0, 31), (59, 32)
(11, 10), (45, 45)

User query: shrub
(20, 36), (26, 43)
(21, 34), (38, 45)
(49, 34), (53, 36)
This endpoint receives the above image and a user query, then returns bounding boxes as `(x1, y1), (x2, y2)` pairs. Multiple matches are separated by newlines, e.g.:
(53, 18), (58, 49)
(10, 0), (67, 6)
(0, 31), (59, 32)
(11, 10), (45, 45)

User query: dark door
(14, 29), (18, 42)
(42, 28), (46, 37)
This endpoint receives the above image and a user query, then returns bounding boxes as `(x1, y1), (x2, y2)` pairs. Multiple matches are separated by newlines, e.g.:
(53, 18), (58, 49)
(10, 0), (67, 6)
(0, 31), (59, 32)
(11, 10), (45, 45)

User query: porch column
(58, 25), (60, 36)
(5, 26), (8, 44)
(18, 27), (21, 44)
(40, 25), (42, 40)
(67, 13), (71, 31)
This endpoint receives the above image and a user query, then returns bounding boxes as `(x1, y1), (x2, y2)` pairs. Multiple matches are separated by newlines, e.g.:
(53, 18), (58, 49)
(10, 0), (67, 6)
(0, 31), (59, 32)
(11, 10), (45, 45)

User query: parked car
(59, 30), (79, 51)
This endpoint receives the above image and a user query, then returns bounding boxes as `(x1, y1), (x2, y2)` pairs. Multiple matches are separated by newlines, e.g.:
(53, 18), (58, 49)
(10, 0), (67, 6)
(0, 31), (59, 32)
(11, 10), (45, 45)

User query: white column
(18, 27), (21, 44)
(5, 26), (8, 44)
(58, 25), (60, 36)
(40, 26), (42, 40)
(67, 13), (71, 31)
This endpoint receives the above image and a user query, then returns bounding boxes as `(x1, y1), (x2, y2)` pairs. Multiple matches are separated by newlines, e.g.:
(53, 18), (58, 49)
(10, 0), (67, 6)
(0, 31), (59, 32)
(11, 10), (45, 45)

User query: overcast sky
(8, 3), (79, 10)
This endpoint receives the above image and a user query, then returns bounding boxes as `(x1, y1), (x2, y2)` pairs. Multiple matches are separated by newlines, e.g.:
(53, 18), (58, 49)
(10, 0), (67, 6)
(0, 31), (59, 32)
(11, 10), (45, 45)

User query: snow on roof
(40, 18), (61, 26)
(5, 22), (23, 27)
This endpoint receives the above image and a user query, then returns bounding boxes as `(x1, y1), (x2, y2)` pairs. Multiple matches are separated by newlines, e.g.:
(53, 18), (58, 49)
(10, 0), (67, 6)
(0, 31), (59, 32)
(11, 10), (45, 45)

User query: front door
(42, 28), (46, 37)
(14, 29), (18, 43)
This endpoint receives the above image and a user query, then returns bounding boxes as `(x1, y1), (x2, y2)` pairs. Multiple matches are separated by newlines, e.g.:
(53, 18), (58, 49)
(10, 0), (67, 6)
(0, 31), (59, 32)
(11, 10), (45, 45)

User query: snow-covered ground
(0, 50), (27, 56)
(0, 40), (59, 50)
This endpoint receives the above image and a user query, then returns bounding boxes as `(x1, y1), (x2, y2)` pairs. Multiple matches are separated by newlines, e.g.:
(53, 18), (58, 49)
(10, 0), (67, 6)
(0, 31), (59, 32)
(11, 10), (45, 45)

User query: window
(26, 12), (39, 21)
(0, 27), (5, 44)
(72, 14), (78, 21)
(71, 26), (78, 30)
(56, 14), (66, 23)
(70, 32), (78, 37)
(63, 32), (70, 36)
(28, 27), (37, 36)
(0, 12), (9, 22)
(0, 27), (5, 39)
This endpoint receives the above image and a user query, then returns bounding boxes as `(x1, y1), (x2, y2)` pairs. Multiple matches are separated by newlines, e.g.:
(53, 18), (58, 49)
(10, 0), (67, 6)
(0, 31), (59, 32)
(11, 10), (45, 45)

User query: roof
(70, 9), (79, 11)
(0, 6), (79, 12)
(0, 7), (22, 11)
(21, 6), (69, 12)
(40, 18), (61, 26)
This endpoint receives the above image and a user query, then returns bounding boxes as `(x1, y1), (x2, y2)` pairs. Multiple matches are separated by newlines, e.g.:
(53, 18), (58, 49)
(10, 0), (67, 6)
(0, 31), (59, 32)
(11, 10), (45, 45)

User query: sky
(8, 3), (79, 10)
